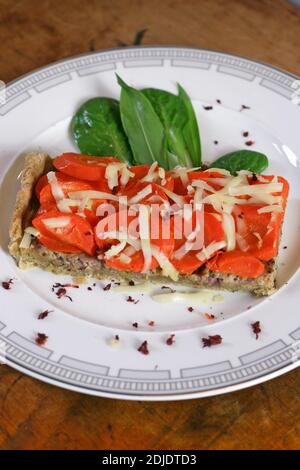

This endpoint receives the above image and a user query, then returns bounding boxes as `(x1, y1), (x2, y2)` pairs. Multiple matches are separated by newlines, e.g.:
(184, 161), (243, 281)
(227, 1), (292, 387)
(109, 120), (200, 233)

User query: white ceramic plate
(1, 47), (300, 400)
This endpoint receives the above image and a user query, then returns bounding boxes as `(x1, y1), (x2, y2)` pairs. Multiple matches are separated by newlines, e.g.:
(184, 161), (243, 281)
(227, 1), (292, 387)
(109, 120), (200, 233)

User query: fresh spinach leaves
(117, 75), (168, 168)
(71, 97), (133, 165)
(142, 88), (192, 167)
(71, 77), (269, 175)
(210, 150), (269, 175)
(177, 84), (202, 167)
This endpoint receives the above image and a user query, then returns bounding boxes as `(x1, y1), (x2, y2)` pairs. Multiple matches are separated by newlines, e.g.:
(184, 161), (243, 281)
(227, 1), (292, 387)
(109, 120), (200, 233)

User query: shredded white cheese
(196, 241), (227, 262)
(104, 240), (127, 259)
(47, 171), (68, 208)
(129, 185), (152, 204)
(138, 205), (152, 272)
(43, 217), (71, 229)
(151, 246), (179, 281)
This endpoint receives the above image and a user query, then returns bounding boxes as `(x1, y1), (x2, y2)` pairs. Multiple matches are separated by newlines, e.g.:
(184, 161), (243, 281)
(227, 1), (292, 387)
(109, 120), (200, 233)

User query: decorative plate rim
(1, 46), (299, 400)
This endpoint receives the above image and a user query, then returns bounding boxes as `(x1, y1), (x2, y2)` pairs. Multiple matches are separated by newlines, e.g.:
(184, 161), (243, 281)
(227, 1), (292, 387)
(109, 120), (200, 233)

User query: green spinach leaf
(177, 84), (201, 167)
(117, 75), (168, 168)
(210, 149), (269, 175)
(71, 97), (133, 165)
(142, 88), (192, 168)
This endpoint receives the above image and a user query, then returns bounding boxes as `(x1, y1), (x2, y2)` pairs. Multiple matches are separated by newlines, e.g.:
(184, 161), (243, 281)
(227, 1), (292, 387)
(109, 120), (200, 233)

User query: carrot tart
(9, 152), (289, 296)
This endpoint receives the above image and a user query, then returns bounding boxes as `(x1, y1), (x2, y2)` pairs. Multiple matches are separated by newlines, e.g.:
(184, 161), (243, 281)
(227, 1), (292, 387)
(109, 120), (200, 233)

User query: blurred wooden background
(0, 0), (300, 450)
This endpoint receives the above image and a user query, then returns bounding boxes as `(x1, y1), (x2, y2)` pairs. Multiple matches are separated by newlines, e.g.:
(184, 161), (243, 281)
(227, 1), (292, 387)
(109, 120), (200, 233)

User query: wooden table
(1, 0), (300, 450)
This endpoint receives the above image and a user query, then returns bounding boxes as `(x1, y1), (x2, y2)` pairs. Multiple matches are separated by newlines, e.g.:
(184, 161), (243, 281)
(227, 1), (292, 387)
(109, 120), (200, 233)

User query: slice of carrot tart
(9, 152), (289, 296)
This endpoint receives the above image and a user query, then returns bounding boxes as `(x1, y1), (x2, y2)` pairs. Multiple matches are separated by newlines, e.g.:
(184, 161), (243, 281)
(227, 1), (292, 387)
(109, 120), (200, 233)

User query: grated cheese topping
(37, 162), (287, 280)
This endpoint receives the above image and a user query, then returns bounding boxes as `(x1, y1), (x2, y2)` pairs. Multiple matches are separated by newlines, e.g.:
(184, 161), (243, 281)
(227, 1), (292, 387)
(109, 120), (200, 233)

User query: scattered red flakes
(55, 287), (72, 301)
(52, 282), (79, 289)
(203, 105), (213, 110)
(187, 307), (194, 312)
(240, 104), (251, 111)
(103, 283), (111, 291)
(202, 335), (223, 348)
(127, 296), (139, 304)
(204, 313), (215, 321)
(242, 131), (249, 137)
(52, 283), (77, 301)
(37, 309), (53, 320)
(2, 279), (14, 290)
(128, 280), (135, 286)
(166, 334), (175, 346)
(138, 341), (149, 355)
(35, 333), (48, 346)
(148, 320), (155, 327)
(245, 140), (255, 146)
(132, 322), (138, 328)
(251, 321), (261, 340)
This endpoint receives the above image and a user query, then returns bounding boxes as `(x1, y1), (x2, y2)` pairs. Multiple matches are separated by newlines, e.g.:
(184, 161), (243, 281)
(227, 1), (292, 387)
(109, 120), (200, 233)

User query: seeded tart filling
(9, 153), (288, 296)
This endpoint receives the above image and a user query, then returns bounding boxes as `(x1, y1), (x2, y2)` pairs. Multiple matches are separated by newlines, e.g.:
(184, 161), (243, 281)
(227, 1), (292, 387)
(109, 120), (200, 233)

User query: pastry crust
(8, 153), (278, 296)
(8, 152), (52, 260)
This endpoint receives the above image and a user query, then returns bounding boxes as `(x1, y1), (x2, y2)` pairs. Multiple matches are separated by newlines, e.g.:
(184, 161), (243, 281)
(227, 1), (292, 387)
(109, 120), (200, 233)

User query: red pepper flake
(52, 283), (79, 289)
(127, 296), (139, 304)
(242, 131), (249, 137)
(245, 140), (255, 146)
(204, 313), (215, 321)
(187, 307), (194, 312)
(166, 334), (175, 346)
(55, 287), (72, 302)
(132, 322), (138, 328)
(51, 282), (78, 301)
(202, 335), (223, 348)
(240, 104), (251, 111)
(148, 320), (155, 327)
(216, 99), (222, 104)
(2, 279), (14, 290)
(35, 333), (48, 346)
(103, 283), (111, 291)
(37, 309), (53, 320)
(128, 280), (135, 286)
(251, 321), (261, 340)
(138, 340), (149, 355)
(203, 105), (213, 110)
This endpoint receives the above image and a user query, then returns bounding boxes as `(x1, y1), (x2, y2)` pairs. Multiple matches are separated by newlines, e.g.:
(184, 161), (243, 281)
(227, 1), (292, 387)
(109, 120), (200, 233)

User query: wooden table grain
(1, 0), (300, 450)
